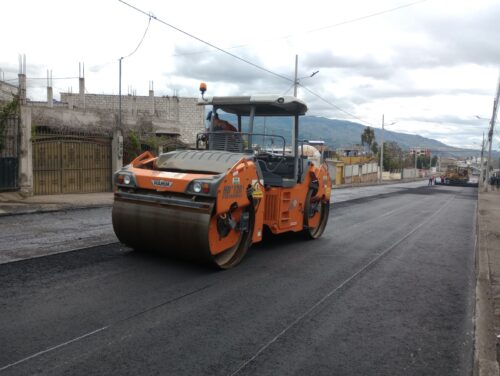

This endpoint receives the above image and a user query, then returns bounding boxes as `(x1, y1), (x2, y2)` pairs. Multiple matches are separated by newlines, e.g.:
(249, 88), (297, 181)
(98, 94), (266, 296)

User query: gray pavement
(0, 207), (117, 264)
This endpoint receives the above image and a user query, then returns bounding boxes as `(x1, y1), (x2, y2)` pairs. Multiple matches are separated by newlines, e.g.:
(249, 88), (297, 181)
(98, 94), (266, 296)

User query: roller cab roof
(198, 95), (308, 116)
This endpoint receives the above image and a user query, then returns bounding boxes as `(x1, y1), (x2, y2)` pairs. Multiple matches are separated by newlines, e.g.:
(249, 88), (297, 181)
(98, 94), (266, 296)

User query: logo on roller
(152, 179), (172, 188)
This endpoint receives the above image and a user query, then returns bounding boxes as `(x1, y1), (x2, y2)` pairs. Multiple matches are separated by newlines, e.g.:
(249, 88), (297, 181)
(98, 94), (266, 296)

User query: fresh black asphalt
(0, 185), (477, 375)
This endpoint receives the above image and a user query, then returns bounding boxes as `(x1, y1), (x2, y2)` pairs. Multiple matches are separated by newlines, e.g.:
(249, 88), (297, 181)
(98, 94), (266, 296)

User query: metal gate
(0, 116), (20, 191)
(33, 135), (112, 195)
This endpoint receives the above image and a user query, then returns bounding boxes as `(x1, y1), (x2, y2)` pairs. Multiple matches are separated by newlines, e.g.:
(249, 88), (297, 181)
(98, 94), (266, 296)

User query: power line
(118, 0), (424, 130)
(171, 0), (429, 58)
(307, 0), (428, 34)
(118, 0), (294, 84)
(299, 83), (374, 126)
(281, 83), (295, 96)
(122, 13), (152, 59)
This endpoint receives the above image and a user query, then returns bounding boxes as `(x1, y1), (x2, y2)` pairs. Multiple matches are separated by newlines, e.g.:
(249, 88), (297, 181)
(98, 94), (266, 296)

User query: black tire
(303, 189), (330, 239)
(213, 205), (254, 269)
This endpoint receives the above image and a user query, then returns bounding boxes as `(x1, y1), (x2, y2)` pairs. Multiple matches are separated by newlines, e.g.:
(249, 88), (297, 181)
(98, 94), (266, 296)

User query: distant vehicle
(437, 165), (477, 187)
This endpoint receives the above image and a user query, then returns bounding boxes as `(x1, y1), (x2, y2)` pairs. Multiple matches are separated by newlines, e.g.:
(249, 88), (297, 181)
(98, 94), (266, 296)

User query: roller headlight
(115, 172), (136, 188)
(193, 182), (202, 193)
(188, 180), (213, 195)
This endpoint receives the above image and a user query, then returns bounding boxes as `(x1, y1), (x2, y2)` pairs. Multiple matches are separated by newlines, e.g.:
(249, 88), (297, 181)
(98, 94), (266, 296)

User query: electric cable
(122, 13), (152, 59)
(118, 0), (294, 84)
(298, 83), (374, 126)
(172, 0), (429, 58)
(281, 83), (295, 96)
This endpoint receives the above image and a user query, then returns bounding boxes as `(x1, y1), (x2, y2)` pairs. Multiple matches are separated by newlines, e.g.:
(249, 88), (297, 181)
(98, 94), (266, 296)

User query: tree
(416, 155), (432, 169)
(383, 141), (404, 171)
(371, 141), (379, 155)
(361, 126), (375, 152)
(0, 96), (20, 153)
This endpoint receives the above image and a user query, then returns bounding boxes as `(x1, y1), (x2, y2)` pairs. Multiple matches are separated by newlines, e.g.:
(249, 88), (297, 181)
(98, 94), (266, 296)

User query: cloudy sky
(1, 0), (499, 150)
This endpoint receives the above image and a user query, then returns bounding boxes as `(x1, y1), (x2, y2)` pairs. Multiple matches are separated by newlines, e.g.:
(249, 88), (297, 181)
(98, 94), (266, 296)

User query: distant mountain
(218, 114), (490, 158)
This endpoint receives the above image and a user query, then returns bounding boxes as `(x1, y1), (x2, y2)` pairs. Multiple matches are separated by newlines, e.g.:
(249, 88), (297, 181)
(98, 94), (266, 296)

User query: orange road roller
(112, 89), (332, 268)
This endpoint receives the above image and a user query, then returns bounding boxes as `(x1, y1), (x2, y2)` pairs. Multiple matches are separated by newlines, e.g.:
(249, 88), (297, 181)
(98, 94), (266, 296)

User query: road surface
(0, 184), (476, 375)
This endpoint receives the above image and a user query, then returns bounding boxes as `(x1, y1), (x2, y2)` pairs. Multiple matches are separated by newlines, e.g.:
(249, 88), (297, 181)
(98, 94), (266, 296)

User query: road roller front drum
(112, 197), (254, 269)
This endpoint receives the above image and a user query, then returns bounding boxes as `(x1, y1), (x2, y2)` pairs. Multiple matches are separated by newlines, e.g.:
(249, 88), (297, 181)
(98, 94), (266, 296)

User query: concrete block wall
(0, 80), (18, 102)
(178, 98), (205, 143)
(30, 106), (115, 135)
(60, 93), (204, 143)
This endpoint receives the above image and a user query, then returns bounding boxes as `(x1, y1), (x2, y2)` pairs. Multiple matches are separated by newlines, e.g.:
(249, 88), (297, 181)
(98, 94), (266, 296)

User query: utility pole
(379, 114), (384, 183)
(485, 72), (500, 191)
(479, 132), (485, 187)
(292, 54), (298, 163)
(118, 57), (123, 131)
(415, 149), (418, 178)
(293, 54), (298, 97)
(291, 54), (318, 160)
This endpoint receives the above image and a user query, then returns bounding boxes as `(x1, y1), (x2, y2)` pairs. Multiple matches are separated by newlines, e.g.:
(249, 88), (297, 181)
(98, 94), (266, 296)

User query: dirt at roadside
(478, 189), (500, 374)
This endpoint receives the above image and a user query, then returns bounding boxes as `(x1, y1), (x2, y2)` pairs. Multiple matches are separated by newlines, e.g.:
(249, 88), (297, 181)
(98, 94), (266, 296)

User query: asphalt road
(0, 185), (477, 375)
(0, 207), (116, 264)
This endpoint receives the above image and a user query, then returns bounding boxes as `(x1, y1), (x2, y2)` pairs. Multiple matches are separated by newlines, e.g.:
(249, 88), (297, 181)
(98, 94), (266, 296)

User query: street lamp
(292, 54), (319, 172)
(379, 114), (397, 183)
(293, 54), (319, 97)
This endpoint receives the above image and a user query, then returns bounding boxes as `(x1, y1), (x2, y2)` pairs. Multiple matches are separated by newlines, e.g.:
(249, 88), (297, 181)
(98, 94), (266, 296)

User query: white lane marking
(0, 284), (211, 372)
(0, 326), (109, 372)
(230, 194), (456, 376)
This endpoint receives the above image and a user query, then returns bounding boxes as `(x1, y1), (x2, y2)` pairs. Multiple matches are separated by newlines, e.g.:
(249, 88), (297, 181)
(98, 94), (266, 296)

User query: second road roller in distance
(112, 86), (332, 268)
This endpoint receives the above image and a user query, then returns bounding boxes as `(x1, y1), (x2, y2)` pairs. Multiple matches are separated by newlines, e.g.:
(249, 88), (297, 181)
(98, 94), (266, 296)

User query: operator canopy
(199, 95), (308, 116)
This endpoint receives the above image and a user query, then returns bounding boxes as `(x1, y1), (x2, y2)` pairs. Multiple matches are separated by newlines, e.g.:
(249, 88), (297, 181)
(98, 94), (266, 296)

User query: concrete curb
(332, 178), (426, 190)
(0, 192), (114, 217)
(0, 204), (113, 218)
(474, 192), (499, 376)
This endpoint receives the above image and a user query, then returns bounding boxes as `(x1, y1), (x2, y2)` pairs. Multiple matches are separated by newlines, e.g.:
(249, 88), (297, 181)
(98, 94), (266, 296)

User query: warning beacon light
(199, 82), (207, 99)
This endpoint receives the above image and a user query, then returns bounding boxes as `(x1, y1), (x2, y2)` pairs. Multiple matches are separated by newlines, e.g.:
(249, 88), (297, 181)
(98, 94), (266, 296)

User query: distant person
(428, 176), (433, 186)
(490, 175), (496, 191)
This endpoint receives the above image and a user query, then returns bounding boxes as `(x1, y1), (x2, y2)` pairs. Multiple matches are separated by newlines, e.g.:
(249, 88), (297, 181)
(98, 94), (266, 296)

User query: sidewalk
(476, 187), (500, 375)
(0, 191), (113, 216)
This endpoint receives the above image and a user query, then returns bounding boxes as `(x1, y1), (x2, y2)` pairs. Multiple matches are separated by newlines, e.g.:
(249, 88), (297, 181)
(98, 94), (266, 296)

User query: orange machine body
(112, 95), (332, 268)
